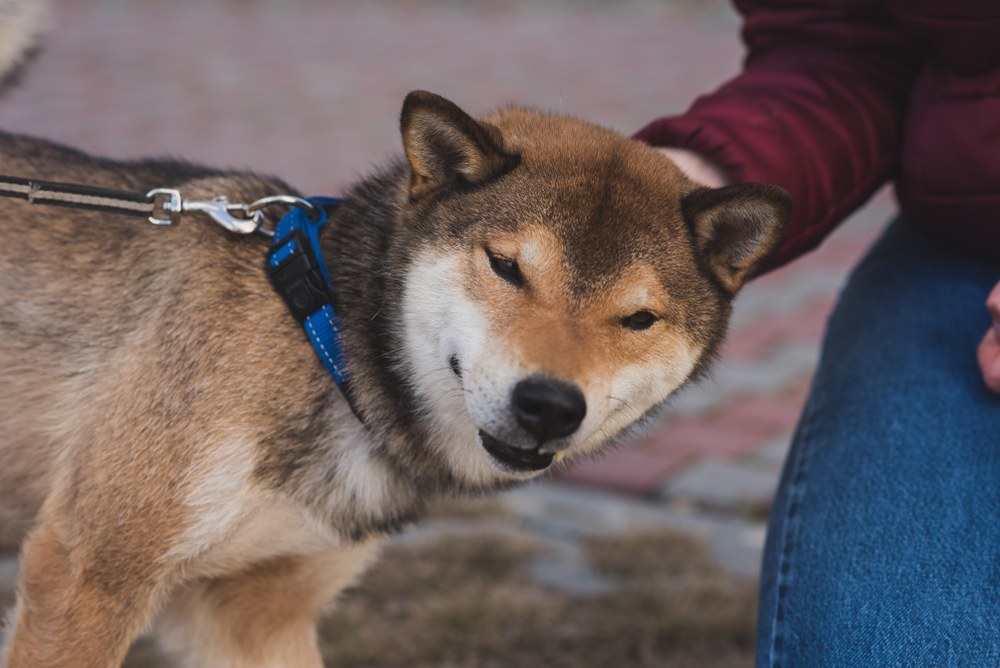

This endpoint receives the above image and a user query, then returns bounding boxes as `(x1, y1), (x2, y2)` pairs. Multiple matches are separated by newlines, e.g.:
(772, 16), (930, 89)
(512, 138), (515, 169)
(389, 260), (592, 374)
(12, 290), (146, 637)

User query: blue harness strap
(266, 197), (350, 385)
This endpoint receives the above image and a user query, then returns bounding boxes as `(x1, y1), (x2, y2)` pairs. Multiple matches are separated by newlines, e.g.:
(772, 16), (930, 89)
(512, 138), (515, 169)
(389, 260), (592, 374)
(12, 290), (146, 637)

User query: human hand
(657, 148), (731, 188)
(977, 279), (1000, 393)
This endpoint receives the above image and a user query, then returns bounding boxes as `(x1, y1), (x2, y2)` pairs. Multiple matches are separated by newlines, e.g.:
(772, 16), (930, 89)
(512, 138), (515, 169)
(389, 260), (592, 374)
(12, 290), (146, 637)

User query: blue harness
(266, 197), (351, 386)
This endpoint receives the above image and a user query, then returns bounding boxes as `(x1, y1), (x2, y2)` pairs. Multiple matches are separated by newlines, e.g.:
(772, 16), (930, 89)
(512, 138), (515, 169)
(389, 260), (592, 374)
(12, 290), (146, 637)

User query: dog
(0, 6), (789, 667)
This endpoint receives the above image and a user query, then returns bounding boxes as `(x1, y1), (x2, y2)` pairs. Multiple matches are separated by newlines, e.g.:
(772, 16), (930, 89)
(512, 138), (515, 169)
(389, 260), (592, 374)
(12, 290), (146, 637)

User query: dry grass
(319, 528), (756, 668)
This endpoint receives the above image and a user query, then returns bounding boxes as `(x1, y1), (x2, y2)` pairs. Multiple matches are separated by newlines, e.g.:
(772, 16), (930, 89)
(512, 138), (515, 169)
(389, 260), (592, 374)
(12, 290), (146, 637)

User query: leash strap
(0, 174), (155, 218)
(266, 197), (351, 385)
(0, 173), (282, 234)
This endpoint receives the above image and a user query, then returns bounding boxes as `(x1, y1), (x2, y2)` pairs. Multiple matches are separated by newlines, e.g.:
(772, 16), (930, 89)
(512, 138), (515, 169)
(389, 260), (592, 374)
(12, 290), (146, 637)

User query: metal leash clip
(246, 195), (319, 238)
(146, 189), (317, 237)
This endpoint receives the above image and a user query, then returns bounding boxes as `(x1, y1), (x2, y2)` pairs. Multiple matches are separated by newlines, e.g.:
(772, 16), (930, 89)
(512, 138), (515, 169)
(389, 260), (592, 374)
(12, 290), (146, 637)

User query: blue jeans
(756, 219), (1000, 667)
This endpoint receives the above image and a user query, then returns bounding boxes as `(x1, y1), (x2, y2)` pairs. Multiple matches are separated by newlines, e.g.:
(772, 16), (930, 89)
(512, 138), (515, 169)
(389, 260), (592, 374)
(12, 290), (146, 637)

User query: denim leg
(756, 219), (1000, 667)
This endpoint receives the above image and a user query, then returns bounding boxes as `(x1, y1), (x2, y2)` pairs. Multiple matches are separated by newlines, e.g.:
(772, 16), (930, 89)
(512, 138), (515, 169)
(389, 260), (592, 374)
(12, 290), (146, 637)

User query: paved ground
(0, 0), (893, 592)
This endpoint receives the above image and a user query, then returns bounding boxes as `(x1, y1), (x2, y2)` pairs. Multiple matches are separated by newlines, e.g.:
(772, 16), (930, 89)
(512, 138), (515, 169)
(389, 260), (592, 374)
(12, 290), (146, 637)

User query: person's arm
(637, 0), (924, 273)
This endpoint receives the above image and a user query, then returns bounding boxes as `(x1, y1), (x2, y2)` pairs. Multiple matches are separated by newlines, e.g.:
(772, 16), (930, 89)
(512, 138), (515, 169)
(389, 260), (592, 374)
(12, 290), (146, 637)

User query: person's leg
(756, 219), (1000, 667)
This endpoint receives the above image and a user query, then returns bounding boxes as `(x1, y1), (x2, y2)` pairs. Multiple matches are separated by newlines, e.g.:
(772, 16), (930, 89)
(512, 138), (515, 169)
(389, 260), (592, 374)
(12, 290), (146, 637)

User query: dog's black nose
(513, 377), (586, 444)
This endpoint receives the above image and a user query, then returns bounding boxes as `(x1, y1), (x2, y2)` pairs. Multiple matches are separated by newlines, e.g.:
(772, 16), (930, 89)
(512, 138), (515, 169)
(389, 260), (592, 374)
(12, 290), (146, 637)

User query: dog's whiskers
(607, 395), (642, 422)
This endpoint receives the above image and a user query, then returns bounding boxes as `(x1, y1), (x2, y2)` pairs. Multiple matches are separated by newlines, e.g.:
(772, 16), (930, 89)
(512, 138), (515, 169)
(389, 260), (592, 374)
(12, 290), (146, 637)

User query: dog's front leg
(155, 541), (380, 668)
(3, 512), (174, 668)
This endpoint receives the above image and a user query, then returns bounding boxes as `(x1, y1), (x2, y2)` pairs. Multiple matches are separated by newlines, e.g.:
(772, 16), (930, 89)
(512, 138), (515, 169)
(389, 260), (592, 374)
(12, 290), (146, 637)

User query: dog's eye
(485, 249), (524, 287)
(621, 310), (658, 331)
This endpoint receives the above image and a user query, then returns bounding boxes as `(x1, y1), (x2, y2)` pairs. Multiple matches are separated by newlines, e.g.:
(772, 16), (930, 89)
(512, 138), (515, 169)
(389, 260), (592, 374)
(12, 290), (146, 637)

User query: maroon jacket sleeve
(635, 0), (924, 273)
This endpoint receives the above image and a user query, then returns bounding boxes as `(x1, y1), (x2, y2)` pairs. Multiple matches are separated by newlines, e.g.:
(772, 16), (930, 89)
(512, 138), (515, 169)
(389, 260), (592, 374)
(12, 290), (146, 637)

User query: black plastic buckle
(266, 229), (332, 322)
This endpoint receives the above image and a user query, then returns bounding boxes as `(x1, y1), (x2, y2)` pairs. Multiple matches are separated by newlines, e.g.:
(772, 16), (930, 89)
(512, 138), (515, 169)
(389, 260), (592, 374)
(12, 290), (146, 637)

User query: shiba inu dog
(0, 6), (789, 667)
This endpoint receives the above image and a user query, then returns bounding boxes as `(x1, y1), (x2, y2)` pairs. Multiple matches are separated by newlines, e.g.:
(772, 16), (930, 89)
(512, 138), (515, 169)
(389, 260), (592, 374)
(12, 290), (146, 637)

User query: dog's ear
(400, 90), (519, 200)
(682, 183), (791, 293)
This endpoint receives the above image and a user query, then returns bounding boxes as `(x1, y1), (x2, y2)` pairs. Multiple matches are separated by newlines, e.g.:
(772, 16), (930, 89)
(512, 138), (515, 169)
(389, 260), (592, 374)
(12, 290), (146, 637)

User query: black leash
(0, 174), (162, 219)
(0, 173), (318, 234)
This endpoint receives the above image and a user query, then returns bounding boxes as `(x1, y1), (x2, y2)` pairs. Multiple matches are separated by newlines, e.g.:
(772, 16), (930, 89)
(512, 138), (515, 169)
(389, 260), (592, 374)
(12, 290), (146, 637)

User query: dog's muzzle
(479, 376), (586, 472)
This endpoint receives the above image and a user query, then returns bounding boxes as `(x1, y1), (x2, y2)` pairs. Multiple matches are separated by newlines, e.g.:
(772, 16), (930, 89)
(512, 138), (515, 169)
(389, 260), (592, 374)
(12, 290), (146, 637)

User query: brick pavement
(0, 0), (897, 580)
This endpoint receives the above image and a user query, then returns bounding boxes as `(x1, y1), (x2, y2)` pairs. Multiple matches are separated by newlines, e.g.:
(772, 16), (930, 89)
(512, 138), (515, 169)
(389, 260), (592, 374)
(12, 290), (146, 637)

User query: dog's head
(395, 91), (789, 486)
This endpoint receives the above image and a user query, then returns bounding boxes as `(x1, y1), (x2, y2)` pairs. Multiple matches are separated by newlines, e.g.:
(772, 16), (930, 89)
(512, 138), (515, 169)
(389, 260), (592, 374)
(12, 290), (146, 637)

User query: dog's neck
(317, 164), (479, 496)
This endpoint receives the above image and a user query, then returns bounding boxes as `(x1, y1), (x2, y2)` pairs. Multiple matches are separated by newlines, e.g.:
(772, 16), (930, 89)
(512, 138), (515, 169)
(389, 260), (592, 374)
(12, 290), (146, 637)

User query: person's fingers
(987, 281), (1000, 321)
(656, 148), (730, 188)
(977, 321), (1000, 393)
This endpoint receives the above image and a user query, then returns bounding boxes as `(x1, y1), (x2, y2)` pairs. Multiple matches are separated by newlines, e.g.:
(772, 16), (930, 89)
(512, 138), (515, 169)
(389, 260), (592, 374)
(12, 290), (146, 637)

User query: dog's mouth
(478, 431), (554, 472)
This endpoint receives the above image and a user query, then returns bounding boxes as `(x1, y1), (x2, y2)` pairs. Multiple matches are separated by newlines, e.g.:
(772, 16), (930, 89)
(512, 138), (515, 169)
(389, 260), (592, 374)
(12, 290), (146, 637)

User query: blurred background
(0, 0), (745, 193)
(0, 1), (894, 666)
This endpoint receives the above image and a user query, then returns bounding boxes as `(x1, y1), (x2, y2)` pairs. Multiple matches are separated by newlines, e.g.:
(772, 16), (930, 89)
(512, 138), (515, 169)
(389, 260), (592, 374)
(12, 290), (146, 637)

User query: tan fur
(472, 228), (684, 384)
(156, 543), (379, 668)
